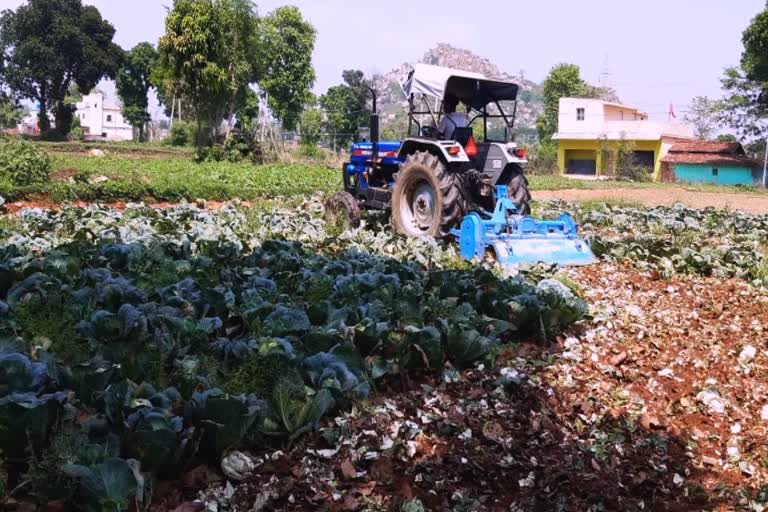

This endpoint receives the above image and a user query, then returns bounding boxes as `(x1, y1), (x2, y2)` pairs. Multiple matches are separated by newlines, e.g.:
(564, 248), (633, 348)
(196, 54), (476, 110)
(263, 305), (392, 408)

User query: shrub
(0, 138), (52, 185)
(69, 118), (84, 142)
(195, 144), (227, 163)
(40, 130), (68, 141)
(195, 132), (256, 163)
(299, 144), (323, 159)
(601, 136), (653, 182)
(527, 141), (558, 175)
(168, 121), (194, 147)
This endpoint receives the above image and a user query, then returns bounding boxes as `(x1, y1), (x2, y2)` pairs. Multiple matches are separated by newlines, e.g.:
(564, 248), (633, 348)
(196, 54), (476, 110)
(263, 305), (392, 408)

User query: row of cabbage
(539, 201), (768, 283)
(0, 199), (586, 510)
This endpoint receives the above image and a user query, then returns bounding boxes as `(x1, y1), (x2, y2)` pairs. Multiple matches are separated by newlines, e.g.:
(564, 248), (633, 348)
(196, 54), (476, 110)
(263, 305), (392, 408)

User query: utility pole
(763, 137), (767, 188)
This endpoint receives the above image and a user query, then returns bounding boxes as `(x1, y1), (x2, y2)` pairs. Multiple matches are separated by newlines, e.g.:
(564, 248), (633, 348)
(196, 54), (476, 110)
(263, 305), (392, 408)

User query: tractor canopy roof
(402, 63), (519, 110)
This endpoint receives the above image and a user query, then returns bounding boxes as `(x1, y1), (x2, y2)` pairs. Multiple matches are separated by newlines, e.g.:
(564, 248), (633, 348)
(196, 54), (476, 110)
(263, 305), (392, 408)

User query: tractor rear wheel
(497, 164), (531, 215)
(391, 151), (465, 238)
(324, 191), (361, 232)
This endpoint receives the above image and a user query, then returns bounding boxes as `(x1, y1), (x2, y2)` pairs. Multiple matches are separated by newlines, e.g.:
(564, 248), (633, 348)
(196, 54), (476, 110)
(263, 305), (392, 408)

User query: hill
(375, 43), (543, 134)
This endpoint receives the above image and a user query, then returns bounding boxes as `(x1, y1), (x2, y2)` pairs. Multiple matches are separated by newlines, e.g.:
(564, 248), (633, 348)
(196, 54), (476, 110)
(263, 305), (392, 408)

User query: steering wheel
(420, 126), (439, 138)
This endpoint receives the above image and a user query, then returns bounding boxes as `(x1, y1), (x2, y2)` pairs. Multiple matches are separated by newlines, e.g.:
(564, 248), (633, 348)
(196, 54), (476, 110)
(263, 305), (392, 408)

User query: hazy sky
(3, 0), (766, 120)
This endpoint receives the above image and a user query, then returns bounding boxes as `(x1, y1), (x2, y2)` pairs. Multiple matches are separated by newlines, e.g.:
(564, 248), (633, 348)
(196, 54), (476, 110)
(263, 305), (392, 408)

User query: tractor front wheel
(391, 151), (465, 238)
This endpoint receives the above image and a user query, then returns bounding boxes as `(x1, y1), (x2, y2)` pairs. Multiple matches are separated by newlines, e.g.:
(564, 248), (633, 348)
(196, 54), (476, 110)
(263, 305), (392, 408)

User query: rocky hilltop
(376, 44), (543, 132)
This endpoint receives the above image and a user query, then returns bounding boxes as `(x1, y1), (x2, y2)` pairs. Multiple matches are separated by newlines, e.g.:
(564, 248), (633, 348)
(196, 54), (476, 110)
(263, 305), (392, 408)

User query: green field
(0, 146), (764, 203)
(1, 154), (342, 202)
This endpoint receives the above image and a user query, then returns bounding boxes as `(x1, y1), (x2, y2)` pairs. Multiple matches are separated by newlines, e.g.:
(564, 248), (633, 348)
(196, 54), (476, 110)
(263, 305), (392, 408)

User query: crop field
(2, 182), (768, 511)
(0, 155), (342, 203)
(3, 146), (766, 208)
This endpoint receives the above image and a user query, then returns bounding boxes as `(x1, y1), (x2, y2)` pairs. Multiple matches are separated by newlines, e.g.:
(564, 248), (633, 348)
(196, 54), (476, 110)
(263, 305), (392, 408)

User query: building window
(576, 108), (585, 121)
(106, 115), (112, 122)
(620, 111), (624, 120)
(712, 168), (719, 177)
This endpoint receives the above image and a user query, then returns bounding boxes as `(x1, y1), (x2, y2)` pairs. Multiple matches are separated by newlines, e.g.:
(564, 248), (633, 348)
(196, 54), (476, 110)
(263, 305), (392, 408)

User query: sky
(2, 0), (766, 120)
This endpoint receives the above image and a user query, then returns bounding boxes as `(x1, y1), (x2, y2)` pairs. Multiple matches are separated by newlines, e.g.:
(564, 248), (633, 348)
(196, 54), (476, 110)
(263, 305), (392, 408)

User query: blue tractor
(327, 64), (596, 266)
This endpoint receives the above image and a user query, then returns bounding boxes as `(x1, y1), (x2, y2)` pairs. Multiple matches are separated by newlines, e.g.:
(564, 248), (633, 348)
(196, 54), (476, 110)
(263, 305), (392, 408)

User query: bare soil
(534, 187), (768, 214)
(155, 265), (768, 511)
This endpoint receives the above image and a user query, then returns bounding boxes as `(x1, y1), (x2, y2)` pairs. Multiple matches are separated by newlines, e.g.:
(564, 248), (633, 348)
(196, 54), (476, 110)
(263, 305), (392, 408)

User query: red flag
(668, 102), (677, 120)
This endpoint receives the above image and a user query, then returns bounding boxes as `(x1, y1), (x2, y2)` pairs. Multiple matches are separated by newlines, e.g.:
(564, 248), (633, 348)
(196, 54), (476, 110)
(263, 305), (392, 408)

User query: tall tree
(718, 66), (768, 144)
(536, 63), (611, 142)
(0, 0), (122, 136)
(742, 7), (768, 88)
(116, 43), (158, 142)
(683, 96), (720, 140)
(319, 70), (370, 149)
(156, 0), (259, 146)
(537, 65), (582, 142)
(259, 6), (316, 131)
(299, 106), (323, 148)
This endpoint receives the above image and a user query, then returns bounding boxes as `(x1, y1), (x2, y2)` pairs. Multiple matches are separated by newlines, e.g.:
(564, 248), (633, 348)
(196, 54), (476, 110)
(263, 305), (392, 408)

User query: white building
(17, 109), (44, 136)
(553, 98), (695, 179)
(75, 92), (134, 141)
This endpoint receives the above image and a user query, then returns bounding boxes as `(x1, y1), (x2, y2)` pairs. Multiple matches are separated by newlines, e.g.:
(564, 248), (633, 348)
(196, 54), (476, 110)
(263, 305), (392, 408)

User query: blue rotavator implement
(324, 63), (597, 268)
(453, 185), (596, 266)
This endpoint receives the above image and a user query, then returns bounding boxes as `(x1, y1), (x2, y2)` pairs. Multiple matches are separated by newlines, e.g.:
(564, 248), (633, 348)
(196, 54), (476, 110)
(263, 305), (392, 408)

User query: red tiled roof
(662, 152), (758, 167)
(667, 141), (744, 155)
(662, 140), (756, 167)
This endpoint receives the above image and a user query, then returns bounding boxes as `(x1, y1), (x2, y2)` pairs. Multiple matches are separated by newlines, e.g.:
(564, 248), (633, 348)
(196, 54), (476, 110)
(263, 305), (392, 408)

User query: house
(17, 108), (54, 136)
(661, 141), (760, 186)
(553, 98), (695, 180)
(75, 92), (133, 141)
(17, 109), (42, 135)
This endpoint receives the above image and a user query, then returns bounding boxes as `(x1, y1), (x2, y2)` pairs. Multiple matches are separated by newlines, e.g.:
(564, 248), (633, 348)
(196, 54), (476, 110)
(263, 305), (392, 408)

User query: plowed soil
(159, 265), (768, 512)
(535, 187), (768, 214)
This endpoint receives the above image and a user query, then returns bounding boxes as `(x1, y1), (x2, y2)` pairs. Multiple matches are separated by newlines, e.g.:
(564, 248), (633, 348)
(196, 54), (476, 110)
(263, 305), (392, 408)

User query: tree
(380, 115), (408, 141)
(536, 64), (607, 142)
(299, 105), (323, 148)
(319, 70), (371, 150)
(742, 7), (768, 87)
(683, 96), (720, 140)
(156, 0), (259, 146)
(259, 6), (316, 131)
(0, 0), (122, 136)
(235, 88), (260, 136)
(116, 43), (158, 142)
(0, 90), (21, 128)
(718, 66), (768, 145)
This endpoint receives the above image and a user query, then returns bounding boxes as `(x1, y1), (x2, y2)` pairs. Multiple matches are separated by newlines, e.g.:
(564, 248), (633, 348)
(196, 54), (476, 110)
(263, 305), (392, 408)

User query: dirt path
(534, 187), (768, 214)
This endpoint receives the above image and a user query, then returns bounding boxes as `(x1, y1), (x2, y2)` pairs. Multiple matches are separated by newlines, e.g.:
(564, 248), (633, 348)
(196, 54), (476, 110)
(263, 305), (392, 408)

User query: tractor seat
(451, 127), (473, 146)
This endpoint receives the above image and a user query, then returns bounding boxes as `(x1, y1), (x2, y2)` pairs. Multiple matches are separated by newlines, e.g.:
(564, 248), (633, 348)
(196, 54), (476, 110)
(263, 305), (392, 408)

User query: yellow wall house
(553, 98), (695, 180)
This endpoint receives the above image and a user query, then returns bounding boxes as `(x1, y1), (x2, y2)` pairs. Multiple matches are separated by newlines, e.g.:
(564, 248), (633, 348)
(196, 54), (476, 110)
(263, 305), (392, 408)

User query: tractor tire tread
(391, 150), (467, 237)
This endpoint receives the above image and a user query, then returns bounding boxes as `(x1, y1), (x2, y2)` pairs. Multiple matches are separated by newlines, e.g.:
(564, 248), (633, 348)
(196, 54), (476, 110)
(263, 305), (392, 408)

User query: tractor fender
(397, 138), (470, 166)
